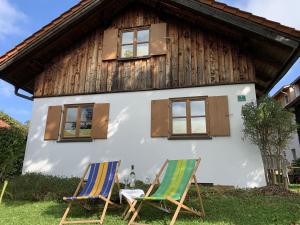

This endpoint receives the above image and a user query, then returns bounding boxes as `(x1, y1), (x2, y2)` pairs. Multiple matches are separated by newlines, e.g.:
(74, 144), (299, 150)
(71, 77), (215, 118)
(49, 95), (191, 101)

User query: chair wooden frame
(127, 158), (205, 225)
(59, 161), (121, 225)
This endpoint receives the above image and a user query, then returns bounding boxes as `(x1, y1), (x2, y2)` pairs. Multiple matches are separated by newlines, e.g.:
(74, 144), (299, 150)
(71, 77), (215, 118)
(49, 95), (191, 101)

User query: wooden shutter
(91, 103), (110, 139)
(151, 99), (169, 137)
(44, 106), (62, 140)
(102, 28), (118, 60)
(150, 23), (167, 56)
(208, 96), (230, 136)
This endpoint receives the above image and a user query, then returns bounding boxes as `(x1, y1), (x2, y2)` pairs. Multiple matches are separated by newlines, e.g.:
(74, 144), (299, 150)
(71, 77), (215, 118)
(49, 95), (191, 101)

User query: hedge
(0, 111), (27, 181)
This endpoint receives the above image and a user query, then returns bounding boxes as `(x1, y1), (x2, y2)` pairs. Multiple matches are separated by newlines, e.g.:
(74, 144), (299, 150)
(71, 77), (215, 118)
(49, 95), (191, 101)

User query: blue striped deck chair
(59, 161), (121, 225)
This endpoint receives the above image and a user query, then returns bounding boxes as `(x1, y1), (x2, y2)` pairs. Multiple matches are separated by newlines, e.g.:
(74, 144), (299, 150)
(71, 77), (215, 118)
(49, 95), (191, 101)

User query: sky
(0, 0), (299, 123)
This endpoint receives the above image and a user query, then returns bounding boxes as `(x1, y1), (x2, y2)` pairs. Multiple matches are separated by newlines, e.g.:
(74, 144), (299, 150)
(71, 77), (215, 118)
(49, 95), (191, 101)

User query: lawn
(289, 184), (300, 194)
(1, 187), (300, 225)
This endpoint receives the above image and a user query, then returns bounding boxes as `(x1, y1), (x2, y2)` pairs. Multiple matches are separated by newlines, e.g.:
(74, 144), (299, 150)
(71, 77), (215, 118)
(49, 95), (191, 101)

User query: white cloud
(220, 0), (300, 30)
(0, 80), (13, 97)
(246, 0), (300, 29)
(0, 0), (27, 39)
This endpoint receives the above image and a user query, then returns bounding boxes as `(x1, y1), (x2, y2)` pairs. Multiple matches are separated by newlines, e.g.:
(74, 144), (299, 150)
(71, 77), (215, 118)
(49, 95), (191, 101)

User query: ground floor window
(61, 104), (93, 139)
(170, 97), (208, 138)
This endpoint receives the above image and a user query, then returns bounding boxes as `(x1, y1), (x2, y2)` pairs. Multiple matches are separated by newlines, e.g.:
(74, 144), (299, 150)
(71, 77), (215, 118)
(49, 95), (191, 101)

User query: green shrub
(4, 173), (80, 202)
(0, 112), (27, 181)
(292, 158), (300, 167)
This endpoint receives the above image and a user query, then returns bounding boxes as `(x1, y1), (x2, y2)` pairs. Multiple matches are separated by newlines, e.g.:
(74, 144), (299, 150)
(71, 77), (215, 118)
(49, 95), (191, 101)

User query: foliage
(0, 186), (299, 225)
(292, 158), (300, 167)
(1, 173), (80, 202)
(0, 112), (28, 181)
(0, 173), (151, 202)
(241, 96), (297, 186)
(241, 96), (297, 155)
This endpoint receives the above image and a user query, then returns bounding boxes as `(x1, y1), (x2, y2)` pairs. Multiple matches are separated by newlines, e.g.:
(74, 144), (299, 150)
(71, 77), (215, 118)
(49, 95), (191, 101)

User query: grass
(0, 187), (300, 225)
(289, 184), (300, 194)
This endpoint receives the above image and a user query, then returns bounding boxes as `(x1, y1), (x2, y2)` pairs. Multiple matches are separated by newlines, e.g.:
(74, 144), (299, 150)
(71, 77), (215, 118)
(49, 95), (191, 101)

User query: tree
(241, 96), (297, 187)
(0, 112), (27, 182)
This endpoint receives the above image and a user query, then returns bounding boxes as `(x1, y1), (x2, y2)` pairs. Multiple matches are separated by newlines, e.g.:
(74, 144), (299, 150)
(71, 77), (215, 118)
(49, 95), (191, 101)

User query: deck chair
(59, 161), (121, 225)
(127, 158), (205, 225)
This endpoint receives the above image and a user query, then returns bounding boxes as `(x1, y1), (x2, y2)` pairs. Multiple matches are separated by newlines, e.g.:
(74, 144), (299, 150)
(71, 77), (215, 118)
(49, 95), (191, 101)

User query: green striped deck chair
(128, 158), (205, 225)
(59, 161), (121, 225)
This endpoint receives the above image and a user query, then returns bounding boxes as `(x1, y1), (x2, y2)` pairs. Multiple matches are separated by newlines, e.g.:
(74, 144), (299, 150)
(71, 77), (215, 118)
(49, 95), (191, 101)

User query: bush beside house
(0, 112), (27, 181)
(242, 96), (298, 187)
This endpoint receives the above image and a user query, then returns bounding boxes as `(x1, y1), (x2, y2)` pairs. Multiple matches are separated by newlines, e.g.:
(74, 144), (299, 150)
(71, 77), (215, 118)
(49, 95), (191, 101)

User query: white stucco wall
(285, 116), (300, 163)
(23, 83), (266, 187)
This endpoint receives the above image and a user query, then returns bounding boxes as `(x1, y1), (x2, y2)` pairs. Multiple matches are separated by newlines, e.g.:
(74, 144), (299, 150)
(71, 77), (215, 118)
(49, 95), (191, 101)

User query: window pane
(64, 122), (76, 137)
(79, 121), (92, 137)
(66, 108), (77, 122)
(137, 30), (149, 42)
(81, 107), (93, 121)
(121, 45), (133, 58)
(137, 43), (149, 57)
(122, 31), (134, 44)
(191, 100), (206, 116)
(172, 102), (186, 117)
(191, 117), (206, 134)
(172, 118), (187, 134)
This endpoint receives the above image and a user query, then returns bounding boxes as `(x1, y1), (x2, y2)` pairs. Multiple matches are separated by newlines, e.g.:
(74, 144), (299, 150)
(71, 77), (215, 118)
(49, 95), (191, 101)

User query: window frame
(169, 96), (210, 139)
(119, 27), (150, 60)
(60, 103), (94, 140)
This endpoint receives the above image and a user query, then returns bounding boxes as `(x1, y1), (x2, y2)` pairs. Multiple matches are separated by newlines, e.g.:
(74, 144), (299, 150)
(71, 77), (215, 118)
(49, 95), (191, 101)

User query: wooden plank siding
(34, 6), (255, 97)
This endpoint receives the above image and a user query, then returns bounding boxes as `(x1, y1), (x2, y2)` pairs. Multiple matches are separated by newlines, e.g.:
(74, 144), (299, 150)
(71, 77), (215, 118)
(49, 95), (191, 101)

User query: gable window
(61, 104), (93, 139)
(120, 28), (149, 59)
(170, 97), (208, 137)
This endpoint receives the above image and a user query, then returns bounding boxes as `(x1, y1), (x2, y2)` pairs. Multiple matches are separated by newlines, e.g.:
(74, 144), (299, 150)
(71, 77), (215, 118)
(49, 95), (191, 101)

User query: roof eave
(266, 45), (300, 95)
(0, 0), (106, 73)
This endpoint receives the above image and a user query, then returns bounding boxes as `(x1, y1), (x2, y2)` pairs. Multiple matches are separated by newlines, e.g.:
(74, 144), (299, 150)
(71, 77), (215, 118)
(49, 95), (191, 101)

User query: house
(0, 0), (300, 188)
(273, 76), (300, 163)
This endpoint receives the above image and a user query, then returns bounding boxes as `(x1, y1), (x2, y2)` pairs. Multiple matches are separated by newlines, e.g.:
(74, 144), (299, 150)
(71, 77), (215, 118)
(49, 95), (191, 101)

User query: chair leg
(59, 202), (72, 225)
(122, 205), (130, 218)
(128, 201), (143, 225)
(99, 200), (110, 224)
(194, 176), (205, 217)
(124, 200), (137, 220)
(170, 204), (182, 225)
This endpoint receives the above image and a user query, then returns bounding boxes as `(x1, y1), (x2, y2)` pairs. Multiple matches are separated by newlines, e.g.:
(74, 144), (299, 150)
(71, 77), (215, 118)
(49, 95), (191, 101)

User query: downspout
(14, 87), (33, 101)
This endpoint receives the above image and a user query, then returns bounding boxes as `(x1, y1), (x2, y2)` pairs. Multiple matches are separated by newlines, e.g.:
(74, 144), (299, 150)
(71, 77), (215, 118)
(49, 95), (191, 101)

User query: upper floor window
(120, 28), (149, 59)
(170, 97), (208, 137)
(61, 104), (93, 139)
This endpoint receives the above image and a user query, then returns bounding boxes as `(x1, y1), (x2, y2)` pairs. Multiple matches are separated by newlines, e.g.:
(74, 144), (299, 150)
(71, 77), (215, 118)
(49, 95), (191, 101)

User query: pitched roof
(199, 0), (300, 37)
(0, 0), (299, 96)
(0, 0), (299, 65)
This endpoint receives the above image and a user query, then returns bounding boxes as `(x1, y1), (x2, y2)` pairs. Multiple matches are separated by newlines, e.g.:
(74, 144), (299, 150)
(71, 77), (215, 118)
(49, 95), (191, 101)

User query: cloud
(0, 80), (13, 97)
(0, 0), (27, 39)
(219, 0), (300, 30)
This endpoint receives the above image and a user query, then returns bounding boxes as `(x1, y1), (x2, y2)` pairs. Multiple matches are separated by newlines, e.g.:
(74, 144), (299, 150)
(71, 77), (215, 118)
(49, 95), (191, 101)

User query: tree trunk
(260, 152), (271, 186)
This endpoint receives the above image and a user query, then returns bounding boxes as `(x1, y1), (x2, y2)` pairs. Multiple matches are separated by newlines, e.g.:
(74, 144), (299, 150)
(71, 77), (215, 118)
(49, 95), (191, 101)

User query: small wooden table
(119, 189), (145, 220)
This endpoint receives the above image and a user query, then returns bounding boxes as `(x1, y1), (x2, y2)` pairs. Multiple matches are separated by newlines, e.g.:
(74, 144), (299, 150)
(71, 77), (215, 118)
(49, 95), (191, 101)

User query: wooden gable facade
(34, 4), (255, 97)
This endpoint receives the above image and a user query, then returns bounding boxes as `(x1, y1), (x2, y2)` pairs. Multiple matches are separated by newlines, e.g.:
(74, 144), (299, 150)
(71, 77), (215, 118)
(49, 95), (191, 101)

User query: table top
(119, 189), (145, 203)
